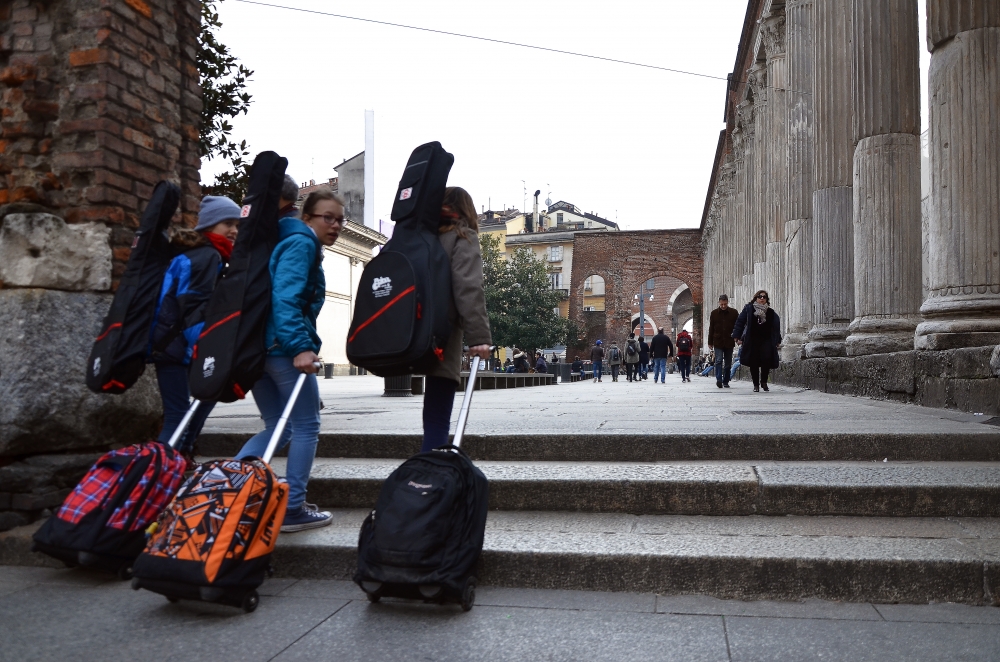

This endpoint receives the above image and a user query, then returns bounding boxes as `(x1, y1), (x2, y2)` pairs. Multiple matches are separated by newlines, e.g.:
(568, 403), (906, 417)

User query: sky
(202, 0), (931, 232)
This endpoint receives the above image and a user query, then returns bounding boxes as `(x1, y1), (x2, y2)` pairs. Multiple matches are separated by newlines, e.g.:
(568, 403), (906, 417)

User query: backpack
(355, 447), (489, 602)
(677, 335), (693, 352)
(346, 142), (454, 376)
(610, 347), (621, 362)
(188, 152), (287, 402)
(86, 182), (179, 394)
(32, 441), (187, 577)
(132, 458), (288, 606)
(626, 341), (637, 356)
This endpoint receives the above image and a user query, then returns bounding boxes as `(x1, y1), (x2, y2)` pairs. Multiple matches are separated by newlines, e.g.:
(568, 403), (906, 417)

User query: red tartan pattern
(107, 444), (187, 531)
(56, 446), (142, 525)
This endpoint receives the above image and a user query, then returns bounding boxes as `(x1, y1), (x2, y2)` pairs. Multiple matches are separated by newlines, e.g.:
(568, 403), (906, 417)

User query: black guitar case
(86, 181), (180, 394)
(346, 141), (454, 376)
(188, 151), (287, 403)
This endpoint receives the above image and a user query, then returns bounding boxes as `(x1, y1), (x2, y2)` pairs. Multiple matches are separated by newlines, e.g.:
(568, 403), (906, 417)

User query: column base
(916, 292), (1000, 350)
(846, 317), (919, 356)
(804, 326), (849, 358)
(780, 332), (808, 362)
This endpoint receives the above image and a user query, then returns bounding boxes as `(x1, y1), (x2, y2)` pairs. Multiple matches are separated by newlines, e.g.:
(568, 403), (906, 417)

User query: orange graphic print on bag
(144, 459), (287, 584)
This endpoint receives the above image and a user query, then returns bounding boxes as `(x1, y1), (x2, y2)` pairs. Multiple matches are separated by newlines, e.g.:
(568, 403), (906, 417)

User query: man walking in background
(649, 327), (674, 384)
(708, 294), (739, 389)
(607, 340), (623, 382)
(589, 340), (605, 383)
(675, 329), (693, 382)
(638, 335), (650, 380)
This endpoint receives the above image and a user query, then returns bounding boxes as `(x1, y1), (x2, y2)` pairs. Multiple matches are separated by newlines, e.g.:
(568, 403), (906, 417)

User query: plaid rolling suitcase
(355, 354), (490, 611)
(130, 366), (314, 612)
(31, 401), (200, 578)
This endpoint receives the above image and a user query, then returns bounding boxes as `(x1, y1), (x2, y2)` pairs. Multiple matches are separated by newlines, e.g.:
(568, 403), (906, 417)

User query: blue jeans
(701, 364), (715, 377)
(677, 356), (691, 379)
(639, 362), (648, 378)
(236, 356), (320, 512)
(421, 376), (457, 452)
(653, 358), (668, 382)
(714, 348), (734, 385)
(731, 358), (741, 380)
(593, 360), (603, 380)
(155, 362), (215, 454)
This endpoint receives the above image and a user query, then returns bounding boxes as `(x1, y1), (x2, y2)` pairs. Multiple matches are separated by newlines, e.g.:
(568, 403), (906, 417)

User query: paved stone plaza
(3, 565), (1000, 662)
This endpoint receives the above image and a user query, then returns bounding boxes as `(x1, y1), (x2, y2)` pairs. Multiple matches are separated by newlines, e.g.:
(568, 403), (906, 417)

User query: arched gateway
(569, 230), (703, 349)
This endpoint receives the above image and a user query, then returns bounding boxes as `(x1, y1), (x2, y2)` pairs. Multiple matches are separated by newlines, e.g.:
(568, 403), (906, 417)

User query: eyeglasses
(755, 294), (767, 300)
(308, 213), (345, 226)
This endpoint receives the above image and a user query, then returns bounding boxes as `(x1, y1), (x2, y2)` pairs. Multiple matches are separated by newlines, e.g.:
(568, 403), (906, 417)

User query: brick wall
(570, 230), (704, 347)
(0, 0), (201, 287)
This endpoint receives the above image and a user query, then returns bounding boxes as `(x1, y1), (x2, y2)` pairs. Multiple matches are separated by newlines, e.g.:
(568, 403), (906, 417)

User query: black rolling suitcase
(31, 401), (200, 578)
(355, 355), (489, 611)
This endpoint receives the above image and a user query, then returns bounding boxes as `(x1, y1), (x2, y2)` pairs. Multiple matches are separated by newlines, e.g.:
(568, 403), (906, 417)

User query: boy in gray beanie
(196, 195), (242, 231)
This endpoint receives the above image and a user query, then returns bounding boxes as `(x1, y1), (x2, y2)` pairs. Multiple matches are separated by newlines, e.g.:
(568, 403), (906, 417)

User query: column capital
(747, 63), (768, 104)
(785, 0), (813, 8)
(761, 12), (787, 60)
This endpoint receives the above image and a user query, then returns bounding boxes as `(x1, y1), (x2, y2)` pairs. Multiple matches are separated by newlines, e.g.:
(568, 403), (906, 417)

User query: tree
(479, 234), (570, 353)
(198, 0), (254, 201)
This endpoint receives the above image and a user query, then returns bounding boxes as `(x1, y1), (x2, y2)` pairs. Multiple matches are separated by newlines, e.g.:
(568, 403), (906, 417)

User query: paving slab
(270, 600), (729, 662)
(656, 594), (883, 621)
(725, 615), (1000, 662)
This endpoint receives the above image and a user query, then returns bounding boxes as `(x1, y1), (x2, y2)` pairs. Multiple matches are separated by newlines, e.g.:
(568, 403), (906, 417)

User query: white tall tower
(364, 109), (375, 229)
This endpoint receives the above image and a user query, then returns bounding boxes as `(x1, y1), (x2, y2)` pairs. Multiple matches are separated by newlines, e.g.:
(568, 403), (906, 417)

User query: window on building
(584, 277), (592, 291)
(549, 273), (563, 289)
(557, 213), (563, 224)
(646, 278), (655, 290)
(548, 246), (563, 262)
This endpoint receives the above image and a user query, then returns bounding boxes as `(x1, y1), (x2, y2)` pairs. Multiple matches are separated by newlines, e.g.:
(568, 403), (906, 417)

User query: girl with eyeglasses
(234, 188), (345, 532)
(732, 289), (782, 392)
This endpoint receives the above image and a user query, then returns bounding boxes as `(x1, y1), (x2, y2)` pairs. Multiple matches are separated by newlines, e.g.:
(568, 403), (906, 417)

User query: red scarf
(203, 232), (234, 262)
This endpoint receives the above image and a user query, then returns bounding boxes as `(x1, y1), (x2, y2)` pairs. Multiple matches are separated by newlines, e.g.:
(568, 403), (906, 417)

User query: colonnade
(702, 0), (1000, 359)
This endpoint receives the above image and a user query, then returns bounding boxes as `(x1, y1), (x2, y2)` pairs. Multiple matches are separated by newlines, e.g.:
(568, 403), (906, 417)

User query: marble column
(915, 1), (1000, 350)
(845, 0), (923, 355)
(763, 10), (788, 337)
(806, 0), (854, 357)
(748, 63), (769, 269)
(783, 0), (814, 360)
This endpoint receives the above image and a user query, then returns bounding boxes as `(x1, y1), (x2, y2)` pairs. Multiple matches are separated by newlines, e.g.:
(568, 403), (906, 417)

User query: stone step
(271, 509), (1000, 605)
(196, 430), (1000, 463)
(6, 511), (998, 604)
(275, 458), (1000, 517)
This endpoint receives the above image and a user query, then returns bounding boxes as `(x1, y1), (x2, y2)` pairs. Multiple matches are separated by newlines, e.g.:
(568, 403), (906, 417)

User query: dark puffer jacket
(148, 244), (223, 365)
(732, 303), (782, 369)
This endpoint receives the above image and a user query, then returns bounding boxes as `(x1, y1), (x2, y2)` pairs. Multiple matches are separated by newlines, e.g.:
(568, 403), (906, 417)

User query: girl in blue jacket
(235, 188), (343, 532)
(149, 195), (240, 464)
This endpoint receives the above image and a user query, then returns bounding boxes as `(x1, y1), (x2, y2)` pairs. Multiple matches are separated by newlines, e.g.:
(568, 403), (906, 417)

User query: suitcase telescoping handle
(165, 399), (201, 449)
(452, 346), (495, 449)
(261, 362), (321, 464)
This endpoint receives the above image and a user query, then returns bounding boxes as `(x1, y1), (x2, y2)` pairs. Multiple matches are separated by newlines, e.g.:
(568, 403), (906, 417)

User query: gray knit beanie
(196, 195), (242, 231)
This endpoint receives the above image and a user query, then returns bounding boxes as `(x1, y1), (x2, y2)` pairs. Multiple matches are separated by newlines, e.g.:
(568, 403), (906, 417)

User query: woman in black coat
(732, 289), (782, 392)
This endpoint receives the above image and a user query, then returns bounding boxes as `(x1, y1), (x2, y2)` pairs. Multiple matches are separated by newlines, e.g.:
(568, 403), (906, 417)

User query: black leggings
(749, 366), (770, 388)
(625, 363), (638, 381)
(421, 376), (458, 452)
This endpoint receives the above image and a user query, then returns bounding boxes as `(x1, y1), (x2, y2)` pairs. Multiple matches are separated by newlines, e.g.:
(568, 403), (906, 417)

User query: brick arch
(570, 230), (703, 347)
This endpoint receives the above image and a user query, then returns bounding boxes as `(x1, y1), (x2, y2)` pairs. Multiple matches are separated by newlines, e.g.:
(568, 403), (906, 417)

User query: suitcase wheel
(460, 577), (476, 612)
(361, 580), (383, 603)
(116, 565), (134, 581)
(166, 596), (181, 604)
(241, 590), (260, 613)
(366, 591), (381, 603)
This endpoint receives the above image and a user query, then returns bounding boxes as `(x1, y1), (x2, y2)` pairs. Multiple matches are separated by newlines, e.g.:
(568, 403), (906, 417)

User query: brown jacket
(425, 227), (492, 383)
(708, 306), (739, 350)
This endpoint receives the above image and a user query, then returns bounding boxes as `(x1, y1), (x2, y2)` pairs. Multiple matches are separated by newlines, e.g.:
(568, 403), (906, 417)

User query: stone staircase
(196, 430), (1000, 605)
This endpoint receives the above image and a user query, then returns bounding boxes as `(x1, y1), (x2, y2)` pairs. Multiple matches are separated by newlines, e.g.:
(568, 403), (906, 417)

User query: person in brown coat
(420, 187), (492, 452)
(708, 294), (739, 389)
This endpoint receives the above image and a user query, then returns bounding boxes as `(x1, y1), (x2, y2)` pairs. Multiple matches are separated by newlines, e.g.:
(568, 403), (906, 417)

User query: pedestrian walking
(708, 293), (739, 389)
(589, 340), (605, 382)
(732, 289), (782, 392)
(234, 188), (343, 532)
(676, 329), (694, 382)
(607, 341), (623, 381)
(638, 336), (650, 380)
(149, 195), (241, 467)
(624, 333), (641, 382)
(649, 327), (674, 384)
(418, 186), (492, 449)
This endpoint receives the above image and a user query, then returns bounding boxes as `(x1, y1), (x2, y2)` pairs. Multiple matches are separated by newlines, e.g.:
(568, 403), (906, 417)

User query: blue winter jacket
(265, 217), (325, 357)
(148, 244), (223, 365)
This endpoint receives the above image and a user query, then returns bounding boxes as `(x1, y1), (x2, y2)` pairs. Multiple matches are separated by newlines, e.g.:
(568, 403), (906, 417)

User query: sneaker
(723, 383), (731, 388)
(281, 505), (333, 532)
(717, 382), (723, 389)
